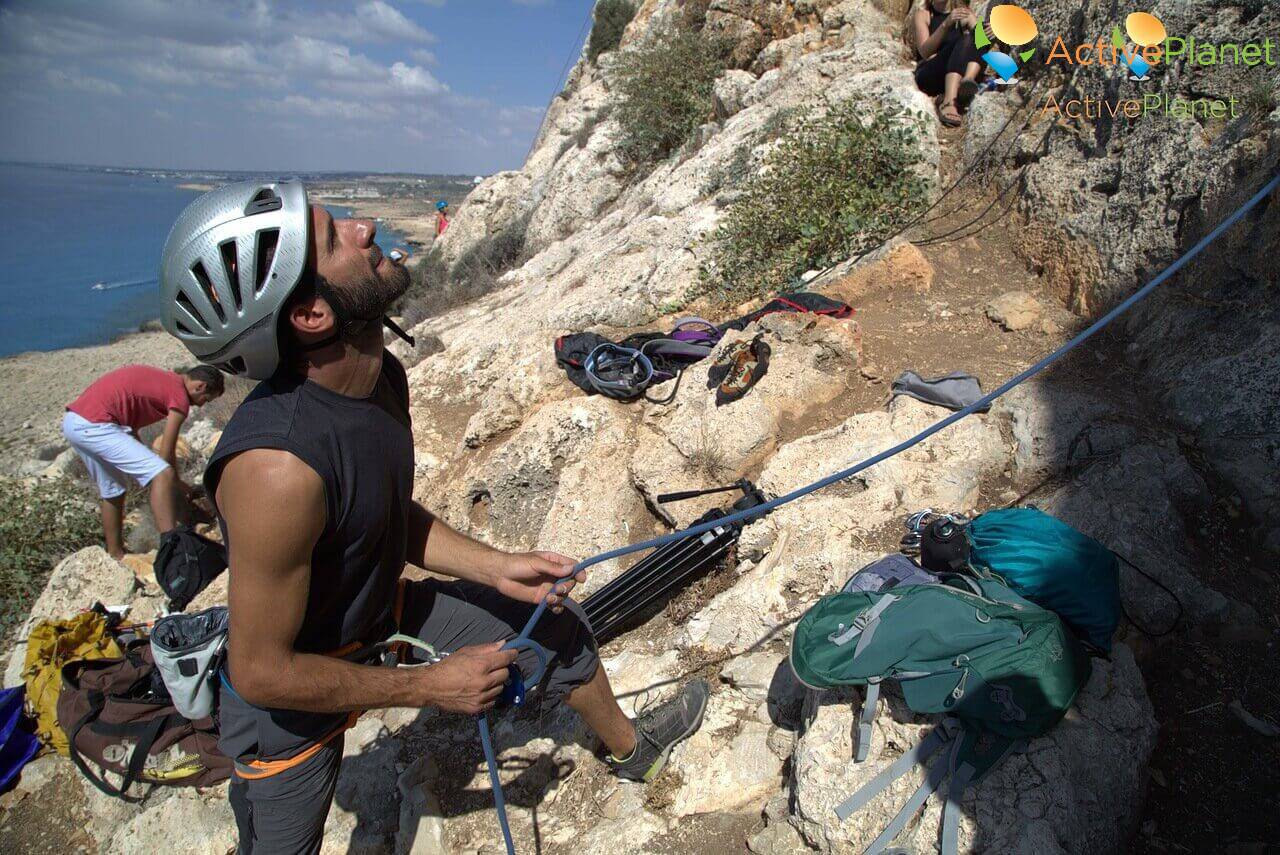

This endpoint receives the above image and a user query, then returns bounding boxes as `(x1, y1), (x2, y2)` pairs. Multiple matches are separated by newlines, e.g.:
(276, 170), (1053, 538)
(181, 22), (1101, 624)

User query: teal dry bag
(967, 507), (1120, 654)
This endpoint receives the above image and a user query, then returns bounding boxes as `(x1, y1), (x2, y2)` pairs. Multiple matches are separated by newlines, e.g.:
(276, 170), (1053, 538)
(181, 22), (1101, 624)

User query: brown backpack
(57, 640), (231, 799)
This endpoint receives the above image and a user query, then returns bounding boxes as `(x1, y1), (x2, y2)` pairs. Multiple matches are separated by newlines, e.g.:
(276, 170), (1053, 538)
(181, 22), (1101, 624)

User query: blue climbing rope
(477, 172), (1278, 854)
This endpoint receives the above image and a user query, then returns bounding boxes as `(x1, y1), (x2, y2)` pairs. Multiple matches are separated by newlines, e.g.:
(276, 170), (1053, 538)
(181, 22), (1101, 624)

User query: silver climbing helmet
(159, 179), (312, 380)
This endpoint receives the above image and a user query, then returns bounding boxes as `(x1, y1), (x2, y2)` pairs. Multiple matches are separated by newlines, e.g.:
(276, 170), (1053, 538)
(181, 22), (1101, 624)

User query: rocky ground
(2, 0), (1277, 852)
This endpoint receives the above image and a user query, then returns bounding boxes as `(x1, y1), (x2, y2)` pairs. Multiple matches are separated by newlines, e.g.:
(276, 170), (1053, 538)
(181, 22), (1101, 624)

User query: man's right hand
(415, 642), (518, 715)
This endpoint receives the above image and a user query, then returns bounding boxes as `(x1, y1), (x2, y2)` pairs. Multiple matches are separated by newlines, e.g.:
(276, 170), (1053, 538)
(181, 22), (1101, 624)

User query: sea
(0, 162), (409, 359)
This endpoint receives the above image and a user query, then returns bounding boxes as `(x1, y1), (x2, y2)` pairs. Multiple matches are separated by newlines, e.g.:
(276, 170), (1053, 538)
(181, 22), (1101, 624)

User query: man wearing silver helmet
(159, 180), (707, 853)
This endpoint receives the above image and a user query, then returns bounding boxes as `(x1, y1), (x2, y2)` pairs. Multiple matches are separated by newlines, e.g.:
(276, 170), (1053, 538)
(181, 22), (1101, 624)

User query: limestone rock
(181, 419), (222, 459)
(823, 240), (935, 302)
(109, 788), (235, 855)
(706, 10), (767, 69)
(25, 546), (138, 628)
(603, 649), (682, 717)
(985, 291), (1043, 332)
(121, 551), (160, 597)
(126, 511), (161, 554)
(41, 447), (86, 482)
(791, 644), (1157, 853)
(668, 692), (785, 816)
(325, 717), (404, 854)
(714, 69), (757, 120)
(631, 313), (862, 528)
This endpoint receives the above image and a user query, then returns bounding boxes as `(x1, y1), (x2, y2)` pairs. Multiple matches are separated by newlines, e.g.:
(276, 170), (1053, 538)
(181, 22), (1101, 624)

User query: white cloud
(409, 47), (438, 66)
(0, 0), (547, 173)
(389, 61), (446, 95)
(45, 68), (123, 96)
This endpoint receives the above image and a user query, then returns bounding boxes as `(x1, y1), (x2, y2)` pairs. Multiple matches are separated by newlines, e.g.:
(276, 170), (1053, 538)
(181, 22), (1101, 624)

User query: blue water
(0, 162), (408, 358)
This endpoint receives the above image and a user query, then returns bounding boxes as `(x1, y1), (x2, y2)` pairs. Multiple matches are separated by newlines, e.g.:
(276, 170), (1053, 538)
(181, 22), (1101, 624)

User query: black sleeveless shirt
(205, 353), (414, 761)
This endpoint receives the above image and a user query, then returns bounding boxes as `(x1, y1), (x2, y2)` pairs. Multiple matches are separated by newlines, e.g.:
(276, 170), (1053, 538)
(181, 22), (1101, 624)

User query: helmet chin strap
(297, 316), (415, 353)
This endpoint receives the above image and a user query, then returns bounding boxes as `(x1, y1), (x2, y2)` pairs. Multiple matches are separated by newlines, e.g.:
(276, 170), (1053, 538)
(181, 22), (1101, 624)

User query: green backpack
(790, 576), (1091, 854)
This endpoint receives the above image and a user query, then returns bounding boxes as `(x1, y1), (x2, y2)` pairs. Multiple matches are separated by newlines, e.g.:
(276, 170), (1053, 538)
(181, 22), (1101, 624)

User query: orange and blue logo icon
(1112, 12), (1167, 80)
(974, 4), (1039, 83)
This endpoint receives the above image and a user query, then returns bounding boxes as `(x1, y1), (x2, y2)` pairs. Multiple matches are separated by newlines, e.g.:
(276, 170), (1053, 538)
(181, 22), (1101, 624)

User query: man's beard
(318, 263), (411, 332)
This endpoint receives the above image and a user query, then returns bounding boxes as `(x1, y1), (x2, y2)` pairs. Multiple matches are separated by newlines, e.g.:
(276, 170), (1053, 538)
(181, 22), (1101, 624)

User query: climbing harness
(473, 174), (1279, 853)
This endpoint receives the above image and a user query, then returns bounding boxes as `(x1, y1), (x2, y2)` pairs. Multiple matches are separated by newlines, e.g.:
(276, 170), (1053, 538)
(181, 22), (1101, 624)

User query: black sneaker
(607, 679), (710, 782)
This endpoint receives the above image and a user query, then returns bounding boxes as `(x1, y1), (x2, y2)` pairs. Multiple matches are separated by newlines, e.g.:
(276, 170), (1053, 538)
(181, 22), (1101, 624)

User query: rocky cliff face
(964, 0), (1280, 553)
(7, 1), (1274, 852)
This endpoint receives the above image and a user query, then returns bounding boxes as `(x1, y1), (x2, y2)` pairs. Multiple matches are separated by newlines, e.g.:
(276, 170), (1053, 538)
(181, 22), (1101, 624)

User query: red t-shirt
(68, 365), (189, 433)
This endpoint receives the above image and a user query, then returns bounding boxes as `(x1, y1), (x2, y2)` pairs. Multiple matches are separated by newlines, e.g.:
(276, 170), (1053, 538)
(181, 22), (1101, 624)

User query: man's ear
(286, 292), (338, 340)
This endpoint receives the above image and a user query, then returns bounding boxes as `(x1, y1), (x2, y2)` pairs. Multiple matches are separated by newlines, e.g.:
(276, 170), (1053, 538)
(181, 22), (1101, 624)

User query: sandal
(936, 97), (963, 128)
(956, 79), (980, 113)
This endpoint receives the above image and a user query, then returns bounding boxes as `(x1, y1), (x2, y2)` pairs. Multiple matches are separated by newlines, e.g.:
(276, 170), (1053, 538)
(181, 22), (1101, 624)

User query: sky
(0, 0), (597, 175)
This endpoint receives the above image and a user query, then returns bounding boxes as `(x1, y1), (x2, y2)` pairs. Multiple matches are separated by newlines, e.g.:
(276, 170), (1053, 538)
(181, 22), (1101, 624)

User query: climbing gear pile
(150, 607), (229, 721)
(475, 174), (1279, 854)
(21, 610), (124, 756)
(59, 640), (232, 799)
(154, 523), (227, 613)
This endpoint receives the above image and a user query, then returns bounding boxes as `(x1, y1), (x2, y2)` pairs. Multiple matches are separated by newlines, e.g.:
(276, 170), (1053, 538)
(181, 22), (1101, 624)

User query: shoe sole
(642, 689), (709, 782)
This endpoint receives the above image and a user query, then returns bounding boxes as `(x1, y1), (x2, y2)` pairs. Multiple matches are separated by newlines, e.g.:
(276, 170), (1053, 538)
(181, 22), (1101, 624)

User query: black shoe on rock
(607, 679), (709, 783)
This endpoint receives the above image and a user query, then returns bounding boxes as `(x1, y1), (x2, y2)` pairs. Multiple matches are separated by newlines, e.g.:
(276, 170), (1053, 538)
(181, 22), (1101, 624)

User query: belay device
(580, 480), (767, 642)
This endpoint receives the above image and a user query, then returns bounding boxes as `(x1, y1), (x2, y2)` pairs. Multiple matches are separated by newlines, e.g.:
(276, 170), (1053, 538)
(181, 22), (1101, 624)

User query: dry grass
(682, 422), (731, 481)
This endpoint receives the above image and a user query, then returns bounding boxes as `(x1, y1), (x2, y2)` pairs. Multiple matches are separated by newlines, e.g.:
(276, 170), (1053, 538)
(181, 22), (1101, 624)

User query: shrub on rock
(612, 27), (728, 168)
(587, 0), (636, 63)
(701, 98), (932, 302)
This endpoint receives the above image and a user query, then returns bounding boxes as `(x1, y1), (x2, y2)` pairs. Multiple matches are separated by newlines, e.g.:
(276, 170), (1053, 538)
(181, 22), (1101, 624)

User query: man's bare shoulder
(217, 448), (324, 511)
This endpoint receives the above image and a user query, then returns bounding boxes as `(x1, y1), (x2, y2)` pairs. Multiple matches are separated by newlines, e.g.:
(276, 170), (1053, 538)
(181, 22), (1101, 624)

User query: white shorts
(61, 411), (171, 500)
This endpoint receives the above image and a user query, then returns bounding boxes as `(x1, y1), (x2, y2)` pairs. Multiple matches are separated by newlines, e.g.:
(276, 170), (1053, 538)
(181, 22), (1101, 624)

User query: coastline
(0, 193), (435, 474)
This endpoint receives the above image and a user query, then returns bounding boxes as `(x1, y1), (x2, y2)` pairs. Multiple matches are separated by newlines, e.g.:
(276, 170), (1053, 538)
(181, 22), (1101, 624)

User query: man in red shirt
(63, 364), (224, 558)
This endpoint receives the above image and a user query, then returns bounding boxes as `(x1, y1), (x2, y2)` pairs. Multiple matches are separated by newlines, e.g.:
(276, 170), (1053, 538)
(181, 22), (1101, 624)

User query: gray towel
(890, 370), (989, 413)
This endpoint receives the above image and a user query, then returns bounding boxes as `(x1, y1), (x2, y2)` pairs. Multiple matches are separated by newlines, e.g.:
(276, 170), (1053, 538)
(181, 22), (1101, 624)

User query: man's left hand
(494, 551), (584, 611)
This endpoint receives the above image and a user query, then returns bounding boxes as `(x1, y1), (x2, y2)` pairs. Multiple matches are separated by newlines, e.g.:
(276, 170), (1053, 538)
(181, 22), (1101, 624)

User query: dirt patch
(0, 760), (95, 855)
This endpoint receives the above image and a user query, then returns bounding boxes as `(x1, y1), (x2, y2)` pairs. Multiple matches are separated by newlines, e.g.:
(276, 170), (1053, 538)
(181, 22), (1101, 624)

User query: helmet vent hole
(244, 188), (282, 216)
(175, 321), (193, 336)
(255, 229), (280, 295)
(191, 262), (226, 323)
(221, 356), (247, 375)
(219, 241), (242, 313)
(175, 291), (208, 333)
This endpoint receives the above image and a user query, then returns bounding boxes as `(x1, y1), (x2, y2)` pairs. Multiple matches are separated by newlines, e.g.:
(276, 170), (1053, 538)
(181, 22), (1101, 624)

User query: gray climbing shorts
(228, 579), (600, 855)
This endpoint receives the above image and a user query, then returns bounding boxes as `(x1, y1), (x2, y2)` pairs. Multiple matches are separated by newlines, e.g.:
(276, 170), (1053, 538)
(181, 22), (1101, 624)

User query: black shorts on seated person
(915, 16), (983, 96)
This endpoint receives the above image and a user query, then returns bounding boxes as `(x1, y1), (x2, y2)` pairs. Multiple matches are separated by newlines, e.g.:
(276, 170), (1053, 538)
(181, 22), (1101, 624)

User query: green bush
(398, 213), (531, 327)
(0, 477), (102, 638)
(700, 98), (932, 301)
(587, 0), (636, 63)
(613, 27), (728, 169)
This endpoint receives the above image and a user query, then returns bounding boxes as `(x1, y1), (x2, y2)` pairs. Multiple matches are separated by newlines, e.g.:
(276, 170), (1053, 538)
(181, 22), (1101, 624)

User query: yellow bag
(22, 612), (123, 755)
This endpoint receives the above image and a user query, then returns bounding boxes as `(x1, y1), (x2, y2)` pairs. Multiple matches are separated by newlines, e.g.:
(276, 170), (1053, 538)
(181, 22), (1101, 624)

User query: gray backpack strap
(863, 734), (959, 855)
(834, 719), (956, 821)
(854, 681), (880, 763)
(829, 594), (899, 647)
(940, 759), (975, 855)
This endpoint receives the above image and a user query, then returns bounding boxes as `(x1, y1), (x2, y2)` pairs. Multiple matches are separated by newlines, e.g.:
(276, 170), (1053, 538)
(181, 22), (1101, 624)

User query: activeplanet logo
(974, 5), (1039, 83)
(972, 5), (1274, 122)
